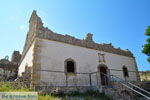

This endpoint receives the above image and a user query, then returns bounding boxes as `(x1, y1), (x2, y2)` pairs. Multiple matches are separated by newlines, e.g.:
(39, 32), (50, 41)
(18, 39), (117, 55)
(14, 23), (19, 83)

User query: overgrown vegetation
(0, 82), (111, 100)
(43, 90), (111, 100)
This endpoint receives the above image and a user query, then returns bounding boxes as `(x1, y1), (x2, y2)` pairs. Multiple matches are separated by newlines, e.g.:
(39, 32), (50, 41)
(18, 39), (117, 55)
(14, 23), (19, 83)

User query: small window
(123, 66), (129, 77)
(65, 58), (76, 74)
(67, 61), (75, 72)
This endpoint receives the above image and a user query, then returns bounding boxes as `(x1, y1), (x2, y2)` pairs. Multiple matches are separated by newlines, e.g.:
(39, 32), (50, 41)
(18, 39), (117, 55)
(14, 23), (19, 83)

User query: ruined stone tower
(0, 51), (21, 81)
(11, 51), (21, 64)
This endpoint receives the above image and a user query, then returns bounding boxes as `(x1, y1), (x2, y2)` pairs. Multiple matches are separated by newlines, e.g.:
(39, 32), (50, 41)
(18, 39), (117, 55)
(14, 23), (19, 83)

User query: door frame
(98, 64), (108, 85)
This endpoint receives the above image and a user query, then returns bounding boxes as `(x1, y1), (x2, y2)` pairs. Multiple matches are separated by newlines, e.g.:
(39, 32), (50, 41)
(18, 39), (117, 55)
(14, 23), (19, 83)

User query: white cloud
(20, 25), (26, 31)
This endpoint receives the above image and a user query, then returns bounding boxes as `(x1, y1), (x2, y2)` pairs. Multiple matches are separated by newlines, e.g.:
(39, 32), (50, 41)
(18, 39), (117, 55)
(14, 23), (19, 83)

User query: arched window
(67, 61), (75, 72)
(65, 58), (76, 73)
(123, 66), (129, 77)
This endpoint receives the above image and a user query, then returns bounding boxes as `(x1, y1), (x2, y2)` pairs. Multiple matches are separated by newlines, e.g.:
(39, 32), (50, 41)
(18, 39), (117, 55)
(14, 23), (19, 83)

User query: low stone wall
(34, 86), (100, 93)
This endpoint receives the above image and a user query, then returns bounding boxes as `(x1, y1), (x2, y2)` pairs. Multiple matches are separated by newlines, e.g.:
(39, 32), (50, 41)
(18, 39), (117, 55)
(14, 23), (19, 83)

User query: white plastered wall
(18, 43), (34, 76)
(38, 39), (138, 86)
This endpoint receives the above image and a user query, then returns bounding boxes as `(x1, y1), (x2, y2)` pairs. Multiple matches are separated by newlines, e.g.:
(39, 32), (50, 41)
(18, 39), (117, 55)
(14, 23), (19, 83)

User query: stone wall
(0, 51), (21, 81)
(41, 30), (134, 57)
(11, 51), (21, 63)
(39, 39), (138, 83)
(35, 86), (99, 93)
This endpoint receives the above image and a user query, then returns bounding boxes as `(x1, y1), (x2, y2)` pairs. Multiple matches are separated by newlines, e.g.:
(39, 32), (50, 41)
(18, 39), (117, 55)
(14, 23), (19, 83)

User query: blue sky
(0, 0), (150, 71)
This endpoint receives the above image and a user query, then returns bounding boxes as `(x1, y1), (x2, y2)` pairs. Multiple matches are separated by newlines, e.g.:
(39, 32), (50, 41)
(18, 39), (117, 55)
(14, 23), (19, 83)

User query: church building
(18, 11), (139, 89)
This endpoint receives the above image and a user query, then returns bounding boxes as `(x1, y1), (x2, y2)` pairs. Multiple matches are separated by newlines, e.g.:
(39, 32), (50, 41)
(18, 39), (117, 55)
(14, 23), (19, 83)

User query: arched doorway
(122, 66), (129, 81)
(98, 65), (108, 85)
(122, 66), (129, 77)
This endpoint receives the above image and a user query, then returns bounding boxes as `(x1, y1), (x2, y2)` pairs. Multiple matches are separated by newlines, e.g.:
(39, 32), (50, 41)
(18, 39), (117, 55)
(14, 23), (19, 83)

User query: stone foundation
(34, 86), (100, 93)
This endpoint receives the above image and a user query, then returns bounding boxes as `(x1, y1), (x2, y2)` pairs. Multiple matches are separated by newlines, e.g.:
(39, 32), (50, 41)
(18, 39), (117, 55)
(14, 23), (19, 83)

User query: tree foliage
(142, 26), (150, 63)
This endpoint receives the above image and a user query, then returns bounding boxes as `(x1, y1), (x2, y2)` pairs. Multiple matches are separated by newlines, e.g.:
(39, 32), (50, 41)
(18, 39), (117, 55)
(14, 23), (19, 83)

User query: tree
(142, 26), (150, 63)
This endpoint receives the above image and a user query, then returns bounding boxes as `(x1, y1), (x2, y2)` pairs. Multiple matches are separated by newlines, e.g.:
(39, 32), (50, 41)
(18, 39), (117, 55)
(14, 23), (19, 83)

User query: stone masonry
(0, 51), (21, 81)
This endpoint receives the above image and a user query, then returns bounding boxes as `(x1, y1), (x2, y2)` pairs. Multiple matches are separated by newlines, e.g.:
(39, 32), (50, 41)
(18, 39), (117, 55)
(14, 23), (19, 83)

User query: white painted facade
(38, 39), (138, 86)
(18, 43), (34, 76)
